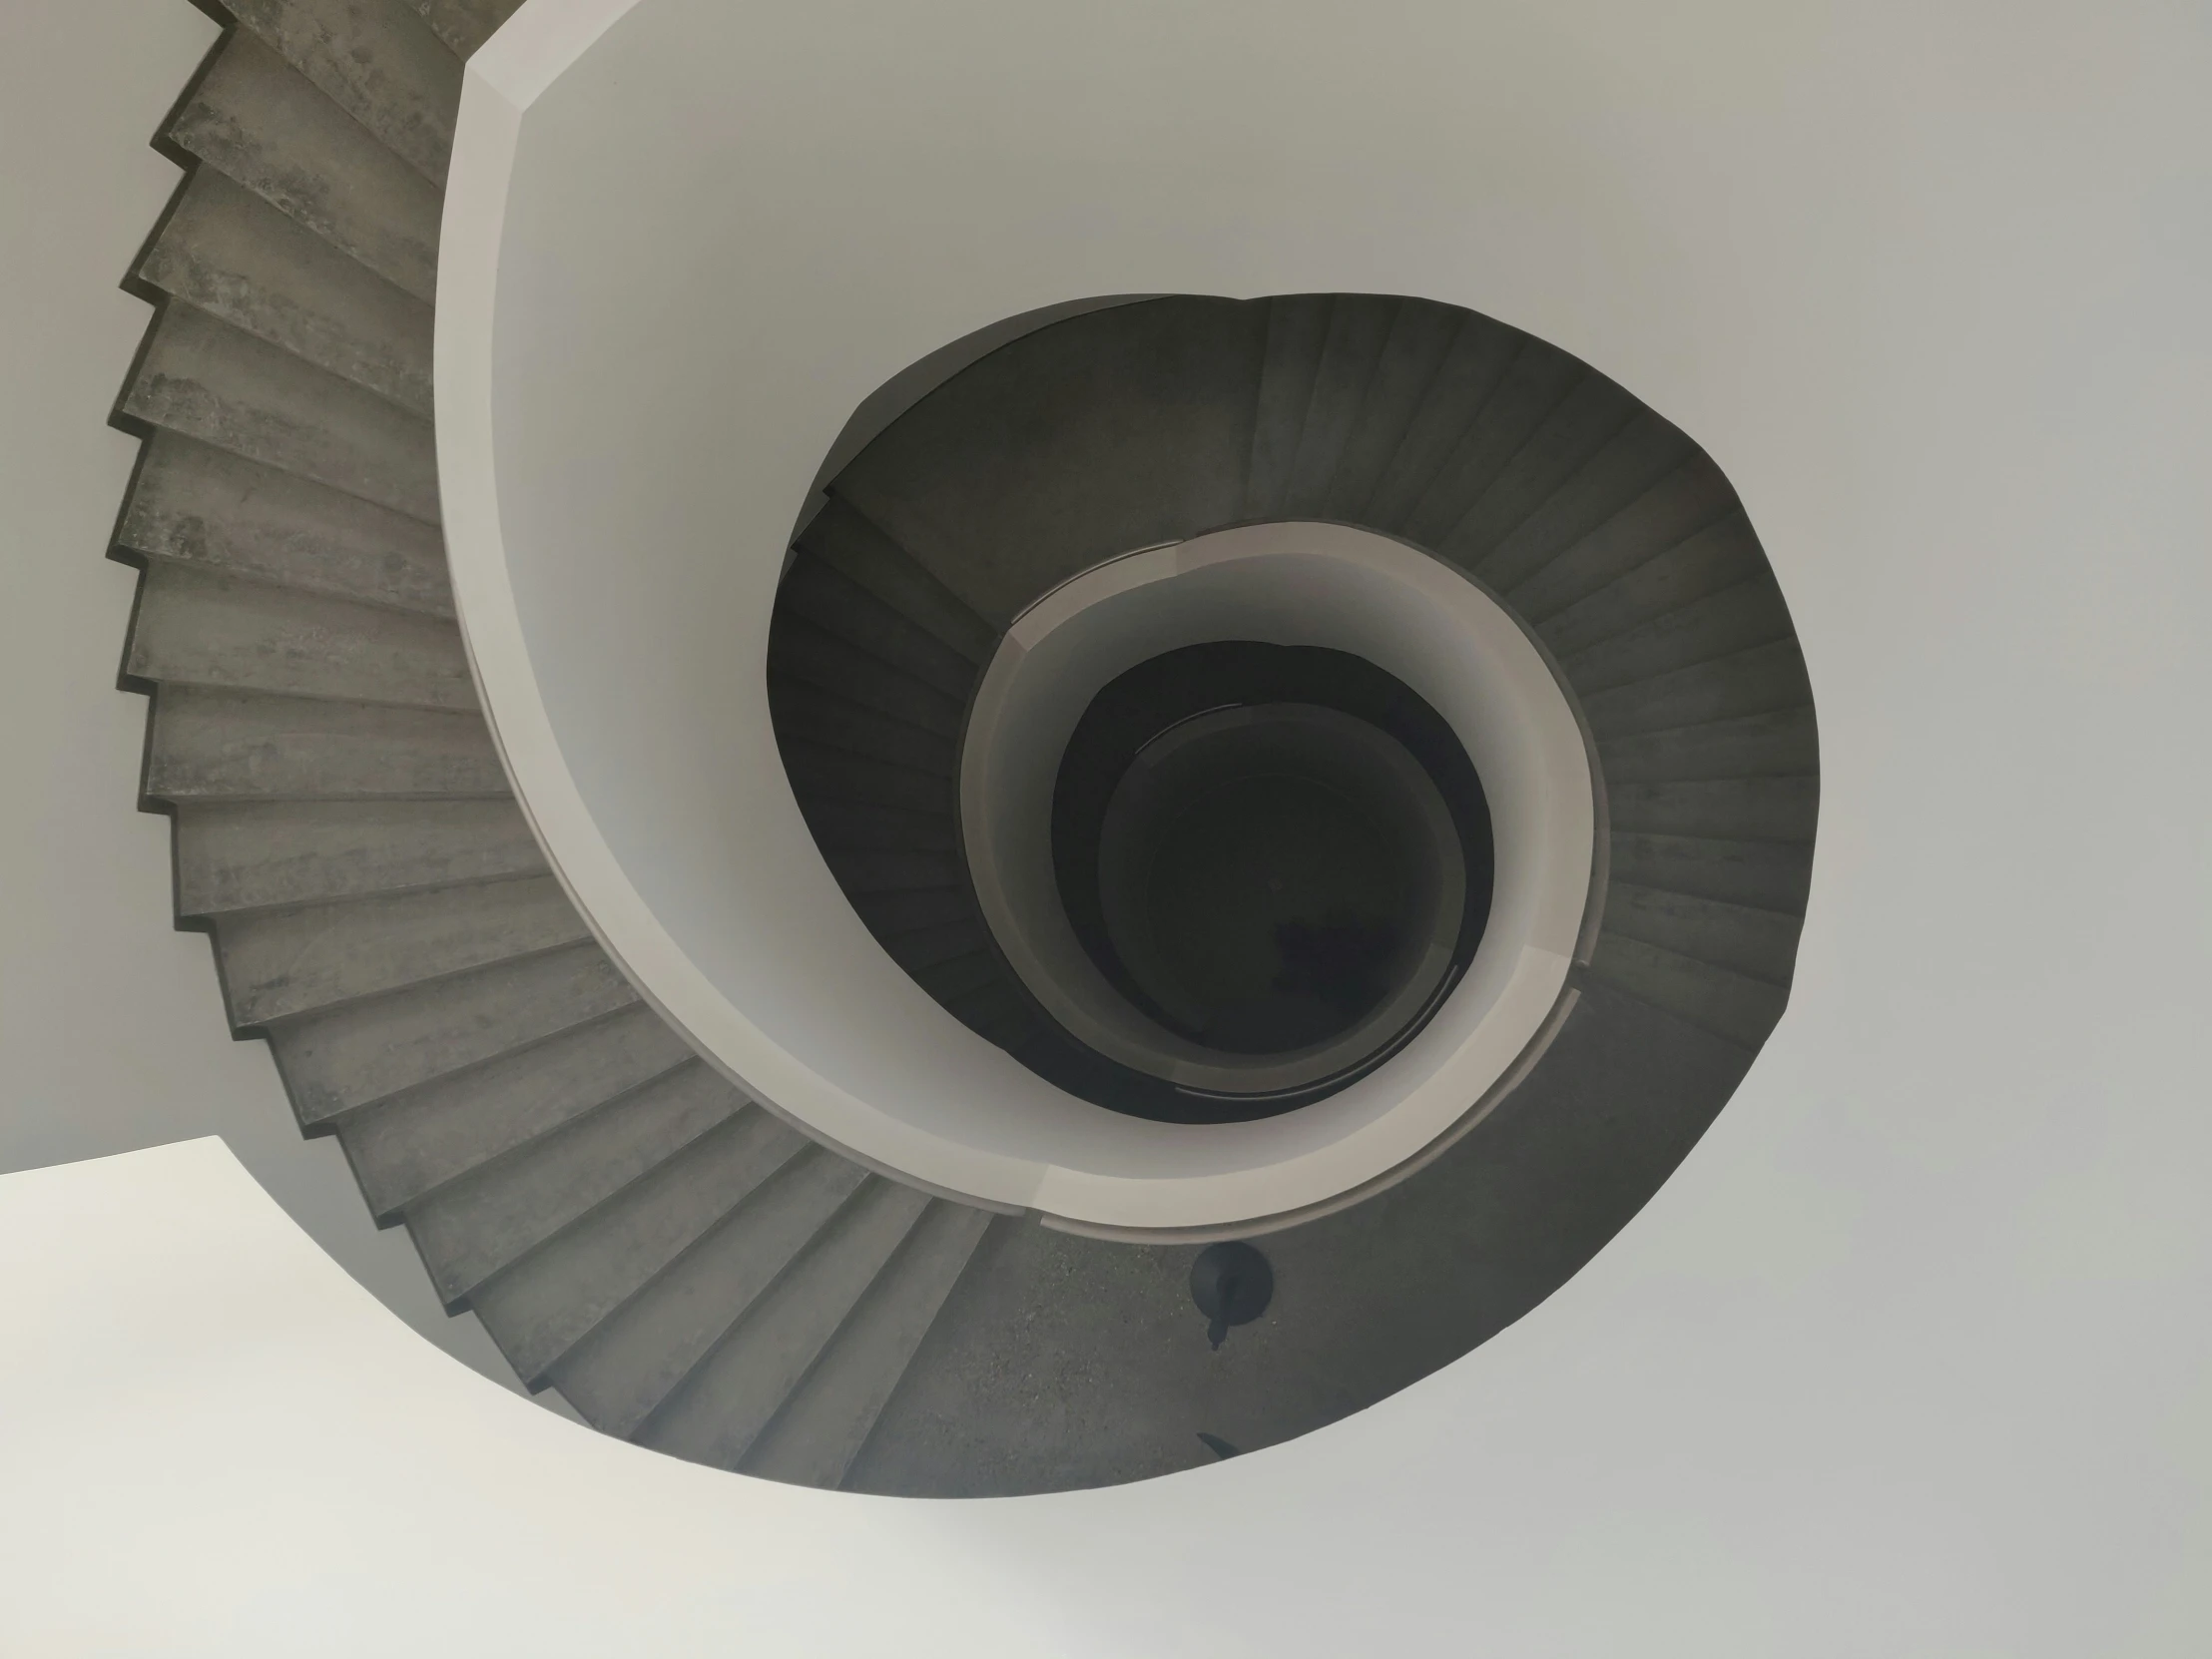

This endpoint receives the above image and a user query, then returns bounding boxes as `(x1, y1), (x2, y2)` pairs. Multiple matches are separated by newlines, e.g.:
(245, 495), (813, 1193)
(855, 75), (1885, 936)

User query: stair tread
(1361, 312), (1522, 530)
(138, 167), (433, 415)
(122, 302), (438, 523)
(779, 742), (955, 815)
(767, 677), (956, 777)
(778, 553), (981, 702)
(1244, 293), (1335, 516)
(1471, 407), (1694, 594)
(168, 30), (441, 302)
(1278, 295), (1400, 518)
(175, 796), (543, 915)
(794, 796), (957, 855)
(799, 495), (999, 667)
(834, 296), (1261, 627)
(339, 1001), (695, 1215)
(470, 1110), (809, 1385)
(1609, 830), (1815, 916)
(1581, 638), (1814, 741)
(1440, 372), (1644, 568)
(119, 431), (451, 616)
(146, 686), (506, 801)
(213, 871), (587, 1025)
(742, 1201), (995, 1488)
(1320, 298), (1468, 522)
(228, 0), (461, 184)
(407, 0), (525, 59)
(639, 1179), (934, 1468)
(1516, 473), (1749, 637)
(407, 1061), (748, 1305)
(270, 939), (637, 1123)
(1587, 930), (1789, 1049)
(1597, 706), (1817, 786)
(1607, 775), (1820, 843)
(768, 617), (964, 739)
(548, 1147), (871, 1437)
(1603, 880), (1804, 987)
(1562, 572), (1796, 699)
(128, 560), (472, 710)
(1399, 340), (1584, 547)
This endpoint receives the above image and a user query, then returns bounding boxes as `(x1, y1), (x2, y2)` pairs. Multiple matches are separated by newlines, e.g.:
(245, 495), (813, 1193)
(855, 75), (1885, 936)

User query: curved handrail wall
(440, 0), (1622, 1230)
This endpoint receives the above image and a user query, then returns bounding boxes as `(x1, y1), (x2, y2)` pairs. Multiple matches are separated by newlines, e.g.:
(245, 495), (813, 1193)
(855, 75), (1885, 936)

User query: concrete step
(1580, 638), (1815, 741)
(174, 797), (543, 915)
(1598, 706), (1818, 785)
(1509, 457), (1742, 629)
(817, 846), (964, 895)
(1609, 830), (1815, 916)
(799, 495), (998, 667)
(1277, 294), (1401, 518)
(120, 432), (450, 616)
(1319, 298), (1468, 520)
(795, 797), (958, 855)
(1245, 293), (1332, 515)
(405, 0), (525, 59)
(778, 742), (954, 816)
(167, 30), (440, 301)
(767, 616), (964, 739)
(469, 1109), (810, 1385)
(835, 296), (1262, 627)
(1602, 881), (1804, 988)
(1561, 573), (1796, 698)
(767, 676), (957, 776)
(338, 1002), (695, 1216)
(910, 948), (1004, 1005)
(405, 1061), (747, 1306)
(743, 1201), (996, 1489)
(212, 872), (588, 1025)
(270, 939), (638, 1124)
(844, 885), (974, 938)
(1541, 513), (1775, 672)
(778, 554), (980, 702)
(877, 918), (994, 976)
(1471, 408), (1694, 593)
(1396, 341), (1583, 547)
(139, 168), (433, 415)
(1436, 372), (1643, 566)
(128, 560), (471, 710)
(548, 1146), (872, 1437)
(639, 1179), (934, 1469)
(122, 303), (438, 522)
(1361, 313), (1522, 530)
(146, 686), (506, 801)
(1608, 776), (1820, 842)
(228, 0), (460, 184)
(1587, 929), (1789, 1049)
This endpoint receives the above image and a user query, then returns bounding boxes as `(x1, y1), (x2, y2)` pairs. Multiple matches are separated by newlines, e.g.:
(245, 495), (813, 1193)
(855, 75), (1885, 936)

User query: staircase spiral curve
(112, 0), (1818, 1495)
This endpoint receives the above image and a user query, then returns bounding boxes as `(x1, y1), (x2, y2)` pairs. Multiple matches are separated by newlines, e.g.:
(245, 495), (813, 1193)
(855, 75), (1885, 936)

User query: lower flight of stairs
(118, 0), (994, 1493)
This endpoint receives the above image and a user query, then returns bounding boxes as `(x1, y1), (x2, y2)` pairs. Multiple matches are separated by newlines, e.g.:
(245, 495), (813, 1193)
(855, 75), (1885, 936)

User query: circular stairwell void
(951, 522), (1583, 1115)
(102, 0), (1820, 1498)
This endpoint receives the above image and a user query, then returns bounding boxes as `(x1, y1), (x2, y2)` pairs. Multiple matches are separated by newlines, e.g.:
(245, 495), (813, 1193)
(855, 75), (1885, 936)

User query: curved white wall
(9, 0), (2208, 1650)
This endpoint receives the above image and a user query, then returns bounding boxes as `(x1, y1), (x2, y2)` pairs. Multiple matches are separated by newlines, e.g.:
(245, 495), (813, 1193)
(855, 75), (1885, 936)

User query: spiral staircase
(113, 0), (1816, 1496)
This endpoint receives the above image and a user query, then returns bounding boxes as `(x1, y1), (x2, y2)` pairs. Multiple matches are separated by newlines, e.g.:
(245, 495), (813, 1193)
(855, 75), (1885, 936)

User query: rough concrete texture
(227, 0), (461, 183)
(168, 30), (443, 301)
(848, 978), (1752, 1496)
(141, 169), (434, 414)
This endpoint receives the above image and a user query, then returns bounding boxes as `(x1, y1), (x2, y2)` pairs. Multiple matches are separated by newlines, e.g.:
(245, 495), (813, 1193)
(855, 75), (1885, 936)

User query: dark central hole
(1133, 769), (1409, 1053)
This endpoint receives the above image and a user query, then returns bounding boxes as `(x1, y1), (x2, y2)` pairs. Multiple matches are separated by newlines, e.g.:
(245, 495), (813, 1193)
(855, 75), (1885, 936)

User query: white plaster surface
(2, 0), (2208, 1651)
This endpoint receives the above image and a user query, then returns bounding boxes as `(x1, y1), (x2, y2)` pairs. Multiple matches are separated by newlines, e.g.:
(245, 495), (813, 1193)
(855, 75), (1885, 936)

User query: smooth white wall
(1, 0), (2208, 1653)
(0, 0), (521, 1393)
